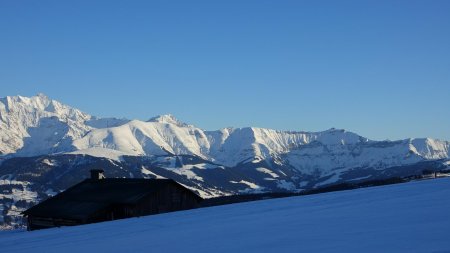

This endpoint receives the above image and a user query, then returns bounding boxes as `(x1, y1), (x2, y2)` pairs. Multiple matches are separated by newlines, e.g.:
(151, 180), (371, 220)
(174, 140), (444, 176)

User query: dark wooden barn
(23, 170), (202, 231)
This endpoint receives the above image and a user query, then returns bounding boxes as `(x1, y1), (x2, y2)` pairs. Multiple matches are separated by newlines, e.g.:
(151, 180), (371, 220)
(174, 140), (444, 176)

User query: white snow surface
(68, 148), (129, 161)
(1, 178), (450, 252)
(230, 180), (262, 189)
(256, 167), (279, 178)
(276, 179), (297, 190)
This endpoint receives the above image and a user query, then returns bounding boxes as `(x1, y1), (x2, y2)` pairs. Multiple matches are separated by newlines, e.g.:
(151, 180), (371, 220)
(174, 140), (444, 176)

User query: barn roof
(23, 178), (201, 220)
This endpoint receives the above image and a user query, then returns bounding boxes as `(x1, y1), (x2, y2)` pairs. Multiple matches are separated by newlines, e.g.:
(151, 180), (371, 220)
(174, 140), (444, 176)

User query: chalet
(23, 170), (202, 231)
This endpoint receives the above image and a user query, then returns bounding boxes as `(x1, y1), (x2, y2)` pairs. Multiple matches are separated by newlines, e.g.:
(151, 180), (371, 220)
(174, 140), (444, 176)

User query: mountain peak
(36, 92), (49, 100)
(0, 93), (51, 112)
(147, 114), (189, 127)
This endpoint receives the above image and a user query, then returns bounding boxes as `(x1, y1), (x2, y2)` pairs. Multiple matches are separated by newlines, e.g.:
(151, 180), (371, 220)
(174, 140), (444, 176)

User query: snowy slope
(0, 93), (89, 155)
(1, 178), (450, 253)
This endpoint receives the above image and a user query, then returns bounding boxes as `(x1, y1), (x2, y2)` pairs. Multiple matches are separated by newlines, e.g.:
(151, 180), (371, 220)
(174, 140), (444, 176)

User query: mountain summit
(147, 114), (190, 127)
(0, 94), (91, 155)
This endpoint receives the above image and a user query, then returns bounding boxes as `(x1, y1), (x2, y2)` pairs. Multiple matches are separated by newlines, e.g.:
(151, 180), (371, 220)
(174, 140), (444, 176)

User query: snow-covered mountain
(0, 93), (128, 156)
(2, 94), (448, 169)
(0, 93), (449, 229)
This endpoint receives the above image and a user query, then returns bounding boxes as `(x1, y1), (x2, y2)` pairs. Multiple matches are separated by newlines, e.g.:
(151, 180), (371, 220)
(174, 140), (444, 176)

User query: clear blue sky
(1, 0), (449, 141)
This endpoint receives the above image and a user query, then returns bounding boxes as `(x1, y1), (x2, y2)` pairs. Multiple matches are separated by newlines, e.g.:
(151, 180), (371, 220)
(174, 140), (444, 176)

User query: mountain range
(0, 93), (449, 229)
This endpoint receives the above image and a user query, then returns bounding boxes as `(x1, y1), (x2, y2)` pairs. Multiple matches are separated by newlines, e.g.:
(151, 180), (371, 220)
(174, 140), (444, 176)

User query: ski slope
(1, 178), (450, 253)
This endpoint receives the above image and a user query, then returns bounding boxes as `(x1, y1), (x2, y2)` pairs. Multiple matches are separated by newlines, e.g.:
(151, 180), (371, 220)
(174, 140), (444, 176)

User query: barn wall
(84, 185), (200, 225)
(28, 216), (81, 231)
(134, 184), (200, 215)
(26, 183), (202, 230)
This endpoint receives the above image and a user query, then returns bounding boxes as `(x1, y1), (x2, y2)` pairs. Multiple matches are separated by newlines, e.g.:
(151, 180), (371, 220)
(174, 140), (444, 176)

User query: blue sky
(1, 0), (449, 140)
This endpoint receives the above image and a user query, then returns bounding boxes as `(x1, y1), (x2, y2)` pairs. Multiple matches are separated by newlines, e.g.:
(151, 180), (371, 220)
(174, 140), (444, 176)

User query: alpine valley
(0, 94), (449, 229)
